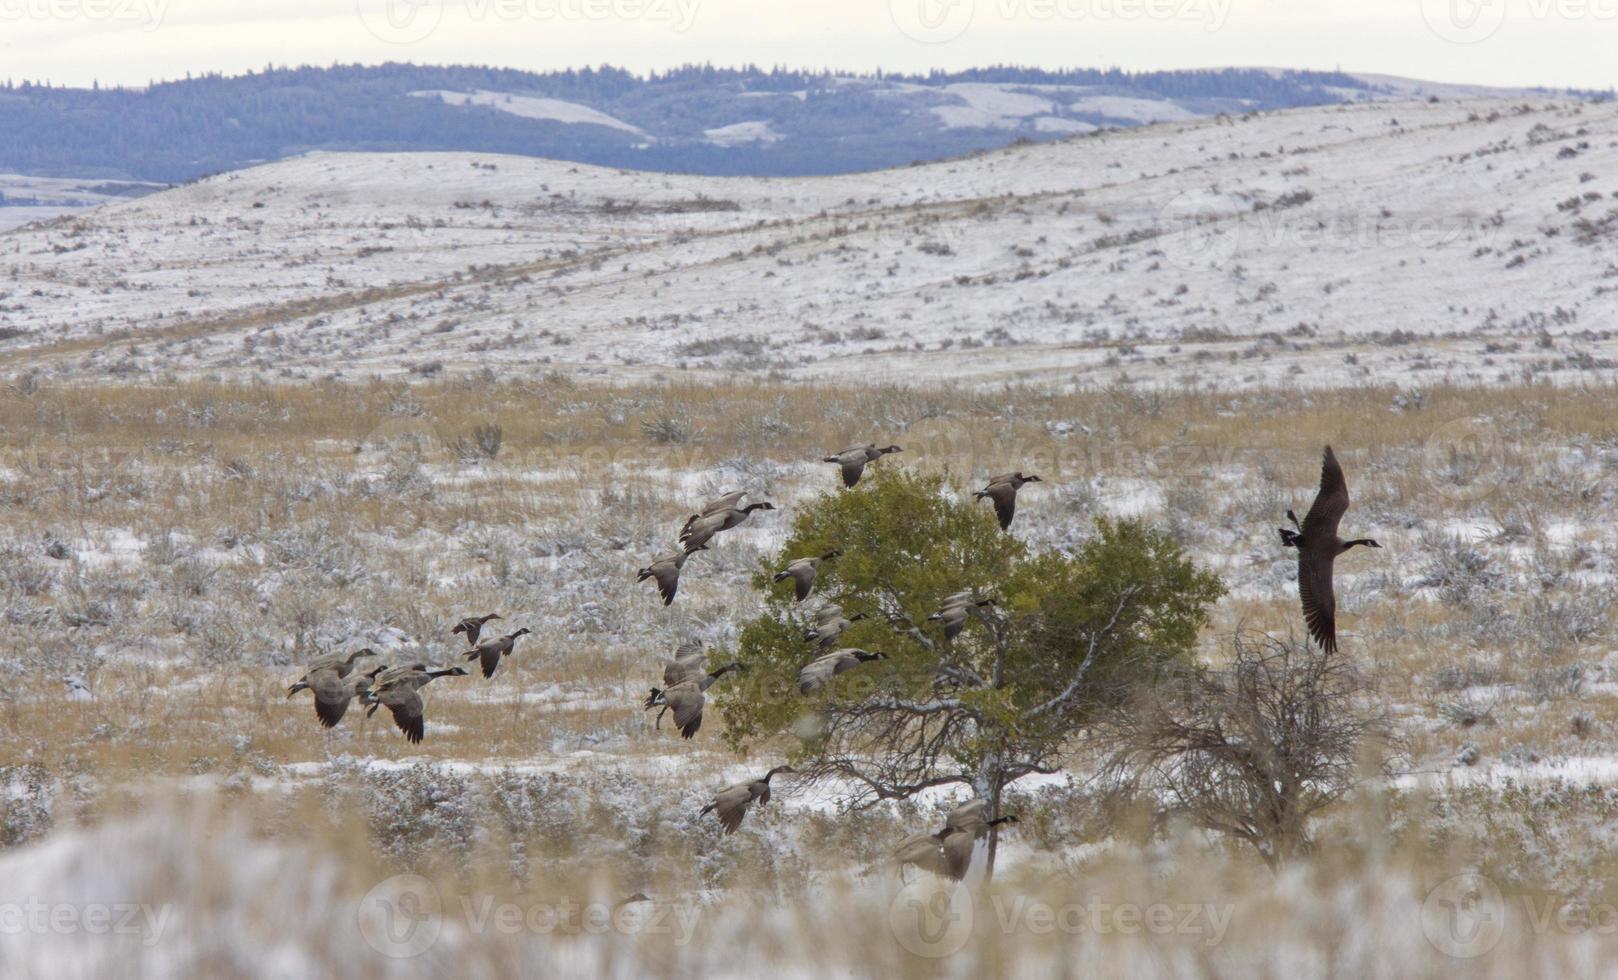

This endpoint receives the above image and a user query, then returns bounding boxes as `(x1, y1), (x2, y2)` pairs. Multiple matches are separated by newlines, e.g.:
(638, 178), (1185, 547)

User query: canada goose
(894, 801), (1020, 881)
(287, 648), (377, 728)
(451, 613), (502, 647)
(699, 765), (795, 834)
(661, 641), (707, 687)
(942, 798), (1019, 835)
(679, 502), (776, 552)
(893, 829), (954, 880)
(803, 602), (867, 648)
(772, 550), (842, 602)
(637, 546), (705, 605)
(678, 491), (748, 536)
(1278, 446), (1383, 654)
(798, 648), (887, 695)
(462, 628), (533, 679)
(974, 472), (1042, 530)
(364, 664), (468, 743)
(643, 662), (746, 739)
(823, 444), (902, 488)
(927, 594), (997, 641)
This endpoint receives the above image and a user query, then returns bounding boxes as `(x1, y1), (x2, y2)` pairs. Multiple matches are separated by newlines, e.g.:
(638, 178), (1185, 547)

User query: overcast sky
(0, 0), (1612, 90)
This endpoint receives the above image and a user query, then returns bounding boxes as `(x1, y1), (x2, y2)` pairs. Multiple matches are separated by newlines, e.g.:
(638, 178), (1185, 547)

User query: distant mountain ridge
(3, 63), (1604, 185)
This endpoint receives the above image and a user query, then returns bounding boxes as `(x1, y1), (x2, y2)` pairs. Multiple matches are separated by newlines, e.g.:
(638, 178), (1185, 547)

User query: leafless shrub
(451, 422), (503, 463)
(0, 765), (54, 847)
(1428, 659), (1499, 693)
(1519, 595), (1607, 657)
(0, 543), (53, 596)
(1415, 532), (1501, 608)
(641, 415), (692, 445)
(1528, 663), (1586, 702)
(1437, 693), (1497, 728)
(1098, 631), (1391, 869)
(378, 450), (434, 499)
(143, 531), (184, 567)
(169, 557), (217, 598)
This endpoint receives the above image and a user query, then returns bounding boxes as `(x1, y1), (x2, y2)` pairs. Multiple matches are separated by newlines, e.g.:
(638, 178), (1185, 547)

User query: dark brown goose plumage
(363, 664), (468, 743)
(894, 799), (1020, 881)
(700, 765), (795, 834)
(797, 648), (887, 695)
(642, 662), (746, 739)
(772, 549), (842, 602)
(451, 614), (501, 647)
(462, 628), (532, 679)
(974, 472), (1042, 530)
(637, 546), (705, 605)
(1278, 446), (1382, 654)
(286, 648), (377, 728)
(679, 502), (775, 553)
(823, 444), (902, 488)
(927, 592), (996, 641)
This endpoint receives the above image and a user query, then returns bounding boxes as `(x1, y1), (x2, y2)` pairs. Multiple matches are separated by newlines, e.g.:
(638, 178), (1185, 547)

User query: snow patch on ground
(703, 121), (782, 145)
(412, 90), (646, 135)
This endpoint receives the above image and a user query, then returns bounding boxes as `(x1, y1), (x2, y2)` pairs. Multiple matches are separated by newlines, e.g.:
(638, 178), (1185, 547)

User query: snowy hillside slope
(3, 96), (1616, 388)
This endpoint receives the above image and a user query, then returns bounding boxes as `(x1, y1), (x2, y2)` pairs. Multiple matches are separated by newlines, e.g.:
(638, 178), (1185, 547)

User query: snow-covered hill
(4, 96), (1617, 388)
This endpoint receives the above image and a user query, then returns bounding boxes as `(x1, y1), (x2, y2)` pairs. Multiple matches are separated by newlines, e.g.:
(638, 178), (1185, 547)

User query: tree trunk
(979, 759), (1006, 880)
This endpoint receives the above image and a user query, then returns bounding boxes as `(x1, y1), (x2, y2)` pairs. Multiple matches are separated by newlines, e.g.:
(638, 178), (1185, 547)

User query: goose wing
(712, 785), (753, 834)
(982, 481), (1019, 530)
(645, 558), (685, 605)
(944, 799), (990, 832)
(700, 491), (747, 516)
(453, 618), (485, 645)
(837, 456), (866, 488)
(894, 833), (951, 876)
(1301, 446), (1350, 540)
(664, 684), (706, 739)
(785, 562), (817, 601)
(663, 658), (702, 687)
(311, 672), (353, 728)
(812, 602), (845, 625)
(941, 828), (977, 881)
(798, 655), (838, 694)
(1298, 549), (1338, 653)
(477, 638), (504, 679)
(380, 688), (426, 744)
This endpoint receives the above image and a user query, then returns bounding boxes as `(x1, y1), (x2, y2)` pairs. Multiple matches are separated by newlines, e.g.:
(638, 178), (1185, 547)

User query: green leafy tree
(715, 468), (1224, 872)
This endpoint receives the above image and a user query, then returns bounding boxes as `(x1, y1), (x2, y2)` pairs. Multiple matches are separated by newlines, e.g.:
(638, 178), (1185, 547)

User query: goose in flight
(1279, 446), (1382, 653)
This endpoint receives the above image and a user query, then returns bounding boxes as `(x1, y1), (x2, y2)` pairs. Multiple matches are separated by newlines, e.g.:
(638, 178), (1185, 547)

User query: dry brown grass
(4, 374), (1618, 976)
